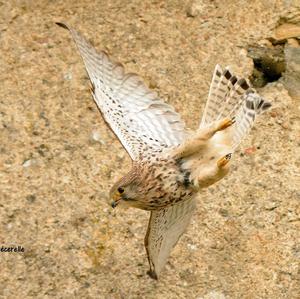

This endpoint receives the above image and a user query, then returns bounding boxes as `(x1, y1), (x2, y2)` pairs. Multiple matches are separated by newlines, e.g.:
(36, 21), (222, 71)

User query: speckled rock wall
(0, 1), (299, 298)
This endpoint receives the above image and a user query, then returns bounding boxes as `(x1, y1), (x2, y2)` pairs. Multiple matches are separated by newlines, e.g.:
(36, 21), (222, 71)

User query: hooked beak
(111, 193), (121, 208)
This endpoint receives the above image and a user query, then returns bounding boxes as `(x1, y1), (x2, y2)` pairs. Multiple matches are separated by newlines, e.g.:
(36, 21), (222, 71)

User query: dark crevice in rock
(247, 38), (300, 100)
(247, 45), (285, 88)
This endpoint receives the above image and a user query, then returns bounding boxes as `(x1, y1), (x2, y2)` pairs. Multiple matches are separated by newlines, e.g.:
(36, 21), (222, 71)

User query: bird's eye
(118, 187), (124, 194)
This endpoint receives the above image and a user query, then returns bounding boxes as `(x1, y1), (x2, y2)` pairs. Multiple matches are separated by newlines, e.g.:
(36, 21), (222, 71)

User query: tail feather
(232, 92), (271, 149)
(216, 78), (250, 121)
(200, 65), (236, 127)
(200, 65), (271, 150)
(201, 65), (250, 127)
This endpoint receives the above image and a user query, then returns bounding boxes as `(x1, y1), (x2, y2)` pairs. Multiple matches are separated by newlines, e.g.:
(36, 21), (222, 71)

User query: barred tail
(232, 92), (271, 149)
(200, 64), (271, 149)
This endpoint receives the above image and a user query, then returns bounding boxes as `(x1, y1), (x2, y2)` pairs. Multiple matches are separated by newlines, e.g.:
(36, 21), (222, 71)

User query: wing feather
(57, 23), (187, 160)
(145, 197), (196, 279)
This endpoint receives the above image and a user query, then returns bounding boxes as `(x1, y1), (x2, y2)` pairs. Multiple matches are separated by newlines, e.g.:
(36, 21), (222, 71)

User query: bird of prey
(57, 23), (271, 279)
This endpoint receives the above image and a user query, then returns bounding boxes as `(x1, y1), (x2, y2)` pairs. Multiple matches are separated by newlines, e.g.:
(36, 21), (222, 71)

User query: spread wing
(57, 23), (187, 160)
(145, 197), (196, 279)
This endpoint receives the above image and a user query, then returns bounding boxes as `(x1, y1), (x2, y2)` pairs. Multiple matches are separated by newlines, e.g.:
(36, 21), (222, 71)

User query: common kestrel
(57, 23), (271, 279)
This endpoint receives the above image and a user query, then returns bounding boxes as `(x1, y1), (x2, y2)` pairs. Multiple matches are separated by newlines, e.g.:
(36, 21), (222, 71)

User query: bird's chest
(140, 158), (194, 210)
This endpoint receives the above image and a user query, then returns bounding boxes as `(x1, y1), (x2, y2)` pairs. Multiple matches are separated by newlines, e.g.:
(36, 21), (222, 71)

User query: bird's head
(109, 165), (142, 209)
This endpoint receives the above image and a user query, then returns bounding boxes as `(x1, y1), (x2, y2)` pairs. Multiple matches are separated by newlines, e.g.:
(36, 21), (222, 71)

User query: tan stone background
(0, 1), (299, 298)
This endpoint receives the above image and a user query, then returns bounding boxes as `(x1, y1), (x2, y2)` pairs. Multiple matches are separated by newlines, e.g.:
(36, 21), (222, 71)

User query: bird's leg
(172, 117), (235, 159)
(193, 117), (235, 140)
(217, 153), (232, 168)
(211, 117), (235, 135)
(196, 153), (232, 189)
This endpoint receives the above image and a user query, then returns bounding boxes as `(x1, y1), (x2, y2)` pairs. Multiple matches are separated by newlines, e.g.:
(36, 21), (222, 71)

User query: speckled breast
(139, 155), (195, 210)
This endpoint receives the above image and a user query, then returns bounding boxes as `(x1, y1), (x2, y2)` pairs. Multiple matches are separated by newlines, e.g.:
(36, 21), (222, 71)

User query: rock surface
(274, 23), (300, 40)
(0, 1), (299, 298)
(284, 45), (300, 101)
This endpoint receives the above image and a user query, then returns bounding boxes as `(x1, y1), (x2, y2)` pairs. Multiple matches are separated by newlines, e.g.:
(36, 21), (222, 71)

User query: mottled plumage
(57, 23), (271, 279)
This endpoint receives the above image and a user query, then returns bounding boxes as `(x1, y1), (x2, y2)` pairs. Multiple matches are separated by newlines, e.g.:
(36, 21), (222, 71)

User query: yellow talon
(218, 117), (235, 131)
(217, 153), (232, 168)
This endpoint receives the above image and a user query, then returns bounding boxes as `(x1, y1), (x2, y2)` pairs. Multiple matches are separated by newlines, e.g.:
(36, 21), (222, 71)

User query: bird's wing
(200, 65), (271, 149)
(144, 196), (196, 279)
(57, 23), (186, 160)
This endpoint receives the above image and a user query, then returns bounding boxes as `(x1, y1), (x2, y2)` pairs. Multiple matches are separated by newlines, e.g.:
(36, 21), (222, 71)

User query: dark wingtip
(147, 270), (158, 280)
(56, 22), (69, 30)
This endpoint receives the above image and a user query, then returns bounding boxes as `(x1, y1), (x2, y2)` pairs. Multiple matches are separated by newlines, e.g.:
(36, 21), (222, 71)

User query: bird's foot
(216, 117), (235, 132)
(217, 153), (232, 168)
